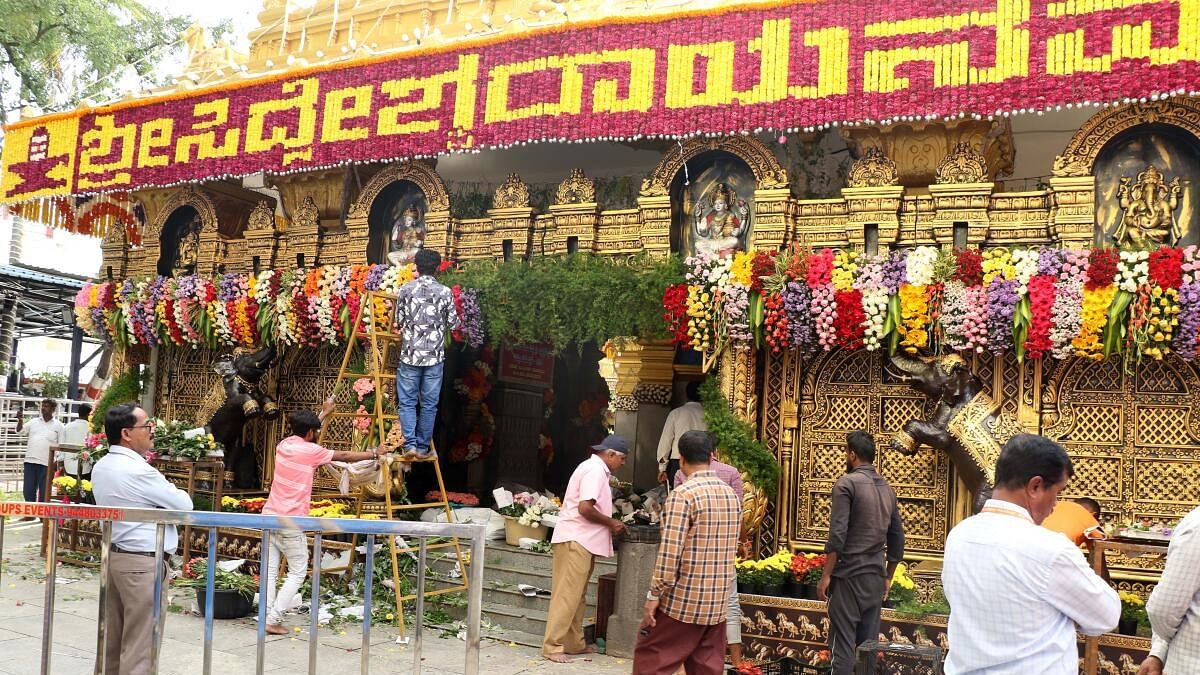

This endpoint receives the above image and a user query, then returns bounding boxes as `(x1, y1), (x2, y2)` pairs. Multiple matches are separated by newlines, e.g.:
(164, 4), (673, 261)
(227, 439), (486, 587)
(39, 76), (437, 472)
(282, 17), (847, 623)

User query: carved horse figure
(753, 610), (777, 635)
(796, 614), (823, 641)
(776, 613), (800, 638)
(887, 353), (1028, 498)
(207, 345), (280, 488)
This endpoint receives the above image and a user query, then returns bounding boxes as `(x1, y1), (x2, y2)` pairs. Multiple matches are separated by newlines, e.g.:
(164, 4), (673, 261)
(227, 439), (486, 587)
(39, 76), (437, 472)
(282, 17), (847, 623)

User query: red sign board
(498, 344), (555, 388)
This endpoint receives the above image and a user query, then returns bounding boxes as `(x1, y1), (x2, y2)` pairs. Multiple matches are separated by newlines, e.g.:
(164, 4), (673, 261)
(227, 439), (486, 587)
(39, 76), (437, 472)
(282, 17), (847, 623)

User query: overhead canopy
(3, 0), (1200, 204)
(0, 264), (93, 341)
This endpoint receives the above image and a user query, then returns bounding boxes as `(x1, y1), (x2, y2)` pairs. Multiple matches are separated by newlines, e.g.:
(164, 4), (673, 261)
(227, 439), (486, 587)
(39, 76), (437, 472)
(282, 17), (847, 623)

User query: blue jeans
(23, 462), (47, 502)
(396, 361), (444, 454)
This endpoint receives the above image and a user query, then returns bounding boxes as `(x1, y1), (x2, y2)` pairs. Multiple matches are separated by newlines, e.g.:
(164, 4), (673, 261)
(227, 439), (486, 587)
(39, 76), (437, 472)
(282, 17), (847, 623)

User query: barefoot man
(261, 401), (383, 635)
(542, 435), (629, 663)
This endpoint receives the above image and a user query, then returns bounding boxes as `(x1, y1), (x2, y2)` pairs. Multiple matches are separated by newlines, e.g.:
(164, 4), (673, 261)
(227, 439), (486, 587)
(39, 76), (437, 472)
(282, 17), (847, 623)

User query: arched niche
(345, 160), (451, 261)
(641, 136), (788, 256)
(669, 151), (757, 257)
(148, 187), (218, 277)
(1092, 123), (1200, 247)
(1054, 97), (1200, 177)
(366, 180), (428, 265)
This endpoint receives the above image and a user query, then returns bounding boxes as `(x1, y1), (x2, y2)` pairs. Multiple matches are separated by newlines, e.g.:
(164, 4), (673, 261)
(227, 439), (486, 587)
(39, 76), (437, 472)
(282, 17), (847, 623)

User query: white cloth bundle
(323, 459), (381, 495)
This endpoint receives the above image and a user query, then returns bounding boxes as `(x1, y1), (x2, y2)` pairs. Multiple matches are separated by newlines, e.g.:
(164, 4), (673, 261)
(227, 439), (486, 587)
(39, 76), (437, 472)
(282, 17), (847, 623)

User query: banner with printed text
(3, 0), (1199, 202)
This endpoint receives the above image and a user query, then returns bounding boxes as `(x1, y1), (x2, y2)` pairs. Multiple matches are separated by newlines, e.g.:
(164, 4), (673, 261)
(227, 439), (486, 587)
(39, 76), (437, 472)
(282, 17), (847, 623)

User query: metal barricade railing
(0, 501), (486, 675)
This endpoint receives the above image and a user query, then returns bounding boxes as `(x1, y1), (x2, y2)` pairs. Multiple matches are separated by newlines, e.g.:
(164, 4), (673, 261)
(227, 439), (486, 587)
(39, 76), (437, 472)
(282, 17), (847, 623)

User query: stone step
(482, 542), (617, 574)
(480, 579), (598, 613)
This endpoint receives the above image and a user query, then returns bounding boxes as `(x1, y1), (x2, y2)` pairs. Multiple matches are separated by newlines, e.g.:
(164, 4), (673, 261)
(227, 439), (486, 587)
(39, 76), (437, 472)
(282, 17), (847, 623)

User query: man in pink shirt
(543, 435), (629, 663)
(261, 402), (381, 635)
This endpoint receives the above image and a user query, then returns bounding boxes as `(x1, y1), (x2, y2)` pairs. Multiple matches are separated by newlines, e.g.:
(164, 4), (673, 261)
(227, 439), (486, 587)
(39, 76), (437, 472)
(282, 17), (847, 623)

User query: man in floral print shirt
(394, 248), (459, 458)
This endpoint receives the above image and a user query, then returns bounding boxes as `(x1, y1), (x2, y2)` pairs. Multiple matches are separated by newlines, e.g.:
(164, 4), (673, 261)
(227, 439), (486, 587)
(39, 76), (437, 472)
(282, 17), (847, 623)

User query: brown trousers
(542, 541), (596, 656)
(633, 610), (727, 675)
(102, 552), (167, 675)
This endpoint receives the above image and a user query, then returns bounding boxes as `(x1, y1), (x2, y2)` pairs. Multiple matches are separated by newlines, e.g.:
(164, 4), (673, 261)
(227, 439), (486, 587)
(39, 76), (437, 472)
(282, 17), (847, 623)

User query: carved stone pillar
(599, 339), (677, 490)
(841, 148), (903, 250)
(195, 229), (229, 277)
(240, 200), (281, 274)
(750, 187), (791, 251)
(488, 174), (534, 259)
(929, 143), (993, 247)
(99, 225), (128, 281)
(1049, 175), (1096, 248)
(285, 195), (321, 267)
(270, 170), (349, 266)
(547, 169), (599, 254)
(636, 194), (671, 257)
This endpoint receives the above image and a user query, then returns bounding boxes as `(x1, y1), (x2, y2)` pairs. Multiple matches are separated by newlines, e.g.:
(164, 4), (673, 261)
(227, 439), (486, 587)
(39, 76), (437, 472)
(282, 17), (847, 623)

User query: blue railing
(0, 501), (486, 675)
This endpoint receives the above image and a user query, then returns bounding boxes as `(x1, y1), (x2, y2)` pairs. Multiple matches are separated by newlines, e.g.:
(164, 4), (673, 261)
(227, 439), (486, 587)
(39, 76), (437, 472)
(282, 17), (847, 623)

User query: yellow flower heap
(982, 248), (1016, 287)
(728, 251), (755, 287)
(832, 250), (859, 292)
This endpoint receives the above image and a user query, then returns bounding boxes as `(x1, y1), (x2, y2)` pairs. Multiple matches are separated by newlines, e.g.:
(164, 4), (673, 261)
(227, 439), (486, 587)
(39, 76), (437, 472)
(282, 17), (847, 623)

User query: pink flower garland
(808, 250), (836, 350)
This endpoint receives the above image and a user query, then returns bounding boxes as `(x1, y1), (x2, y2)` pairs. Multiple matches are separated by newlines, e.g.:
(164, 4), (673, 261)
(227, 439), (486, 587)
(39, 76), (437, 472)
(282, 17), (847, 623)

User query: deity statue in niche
(387, 204), (426, 266)
(174, 215), (202, 275)
(693, 182), (750, 255)
(1114, 164), (1184, 248)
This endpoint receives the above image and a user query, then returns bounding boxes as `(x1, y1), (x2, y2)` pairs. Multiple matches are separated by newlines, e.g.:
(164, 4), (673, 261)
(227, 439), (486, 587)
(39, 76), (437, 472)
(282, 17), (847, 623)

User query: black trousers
(827, 572), (885, 675)
(666, 459), (680, 488)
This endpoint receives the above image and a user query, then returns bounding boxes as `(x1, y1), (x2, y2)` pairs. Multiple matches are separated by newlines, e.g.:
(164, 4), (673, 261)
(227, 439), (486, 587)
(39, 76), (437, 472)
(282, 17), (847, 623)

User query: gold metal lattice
(1135, 406), (1190, 448)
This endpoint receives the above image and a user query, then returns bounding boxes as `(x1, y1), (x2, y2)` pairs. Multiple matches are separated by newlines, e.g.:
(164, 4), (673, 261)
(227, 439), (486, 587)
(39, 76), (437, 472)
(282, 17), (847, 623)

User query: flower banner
(74, 263), (484, 352)
(671, 245), (1200, 369)
(5, 0), (1200, 202)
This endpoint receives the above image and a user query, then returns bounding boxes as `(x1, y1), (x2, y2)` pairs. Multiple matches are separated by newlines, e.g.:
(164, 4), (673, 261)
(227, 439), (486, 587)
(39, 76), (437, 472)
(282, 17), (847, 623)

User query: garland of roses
(664, 245), (1200, 367)
(75, 263), (484, 351)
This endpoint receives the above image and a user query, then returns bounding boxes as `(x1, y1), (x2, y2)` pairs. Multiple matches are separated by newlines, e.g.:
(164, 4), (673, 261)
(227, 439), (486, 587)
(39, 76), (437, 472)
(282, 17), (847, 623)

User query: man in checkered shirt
(634, 430), (740, 675)
(1139, 503), (1200, 674)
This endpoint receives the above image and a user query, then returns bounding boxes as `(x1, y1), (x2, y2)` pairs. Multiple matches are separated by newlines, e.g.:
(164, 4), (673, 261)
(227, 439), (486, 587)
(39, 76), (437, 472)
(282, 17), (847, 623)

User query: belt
(110, 546), (156, 557)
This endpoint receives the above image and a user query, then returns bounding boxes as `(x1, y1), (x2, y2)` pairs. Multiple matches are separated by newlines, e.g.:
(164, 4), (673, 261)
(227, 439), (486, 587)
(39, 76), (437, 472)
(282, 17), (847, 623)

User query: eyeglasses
(126, 423), (155, 431)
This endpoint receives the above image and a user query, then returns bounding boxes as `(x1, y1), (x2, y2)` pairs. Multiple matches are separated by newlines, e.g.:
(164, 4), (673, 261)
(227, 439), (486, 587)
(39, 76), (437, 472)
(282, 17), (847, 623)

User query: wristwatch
(645, 591), (659, 601)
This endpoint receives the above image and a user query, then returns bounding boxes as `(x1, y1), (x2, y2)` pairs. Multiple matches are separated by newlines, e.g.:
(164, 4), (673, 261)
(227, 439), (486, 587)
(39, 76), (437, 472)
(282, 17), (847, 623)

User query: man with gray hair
(543, 435), (629, 663)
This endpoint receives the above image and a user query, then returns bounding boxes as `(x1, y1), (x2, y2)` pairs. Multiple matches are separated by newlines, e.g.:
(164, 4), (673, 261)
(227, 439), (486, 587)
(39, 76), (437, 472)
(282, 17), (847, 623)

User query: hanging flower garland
(854, 254), (889, 352)
(1174, 246), (1200, 360)
(1073, 248), (1119, 360)
(808, 249), (837, 351)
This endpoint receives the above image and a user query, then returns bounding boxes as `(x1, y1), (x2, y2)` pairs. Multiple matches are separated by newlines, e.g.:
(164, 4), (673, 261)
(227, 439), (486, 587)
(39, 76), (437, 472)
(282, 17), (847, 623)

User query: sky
(0, 2), (271, 389)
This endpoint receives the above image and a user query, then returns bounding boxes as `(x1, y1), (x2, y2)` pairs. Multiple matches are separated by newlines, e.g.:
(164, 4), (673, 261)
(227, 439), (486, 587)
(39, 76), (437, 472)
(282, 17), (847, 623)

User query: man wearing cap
(543, 435), (629, 663)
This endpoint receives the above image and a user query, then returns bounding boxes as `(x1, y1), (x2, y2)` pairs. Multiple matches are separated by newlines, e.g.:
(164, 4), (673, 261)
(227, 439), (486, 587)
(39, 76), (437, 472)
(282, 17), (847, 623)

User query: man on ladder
(394, 248), (459, 460)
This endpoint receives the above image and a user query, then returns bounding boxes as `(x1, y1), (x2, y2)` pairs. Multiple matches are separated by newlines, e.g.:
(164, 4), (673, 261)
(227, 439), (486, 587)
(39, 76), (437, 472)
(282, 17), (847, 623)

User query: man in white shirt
(942, 433), (1119, 675)
(656, 381), (706, 488)
(61, 403), (93, 478)
(1139, 504), (1200, 675)
(91, 403), (193, 675)
(17, 398), (64, 503)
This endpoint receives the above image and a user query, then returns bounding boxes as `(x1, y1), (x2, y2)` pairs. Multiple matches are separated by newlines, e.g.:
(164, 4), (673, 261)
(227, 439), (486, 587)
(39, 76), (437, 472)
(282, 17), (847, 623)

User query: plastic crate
(730, 658), (829, 675)
(854, 640), (944, 674)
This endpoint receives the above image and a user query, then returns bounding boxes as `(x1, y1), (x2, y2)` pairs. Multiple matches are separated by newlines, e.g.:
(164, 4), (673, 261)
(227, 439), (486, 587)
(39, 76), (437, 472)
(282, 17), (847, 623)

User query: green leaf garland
(699, 378), (779, 497)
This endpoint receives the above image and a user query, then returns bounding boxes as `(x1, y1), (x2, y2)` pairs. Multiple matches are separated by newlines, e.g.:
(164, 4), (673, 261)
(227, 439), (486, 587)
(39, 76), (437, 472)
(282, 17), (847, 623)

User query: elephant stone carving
(206, 345), (280, 488)
(887, 353), (1027, 497)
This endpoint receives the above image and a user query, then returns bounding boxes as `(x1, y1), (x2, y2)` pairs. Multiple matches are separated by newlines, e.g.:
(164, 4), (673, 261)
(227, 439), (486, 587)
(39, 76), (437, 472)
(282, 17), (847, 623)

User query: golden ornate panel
(1042, 356), (1200, 523)
(792, 351), (952, 554)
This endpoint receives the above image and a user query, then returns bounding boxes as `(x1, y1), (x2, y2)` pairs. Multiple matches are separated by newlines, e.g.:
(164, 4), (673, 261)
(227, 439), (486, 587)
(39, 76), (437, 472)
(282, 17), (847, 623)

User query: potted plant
(759, 552), (791, 596)
(735, 559), (761, 595)
(497, 492), (557, 545)
(885, 562), (916, 608)
(789, 553), (821, 599)
(51, 475), (93, 504)
(1118, 591), (1146, 635)
(175, 557), (259, 619)
(802, 553), (826, 599)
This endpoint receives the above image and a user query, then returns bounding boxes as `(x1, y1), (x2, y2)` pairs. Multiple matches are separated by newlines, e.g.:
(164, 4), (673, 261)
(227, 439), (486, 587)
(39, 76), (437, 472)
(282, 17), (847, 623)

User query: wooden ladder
(317, 290), (469, 639)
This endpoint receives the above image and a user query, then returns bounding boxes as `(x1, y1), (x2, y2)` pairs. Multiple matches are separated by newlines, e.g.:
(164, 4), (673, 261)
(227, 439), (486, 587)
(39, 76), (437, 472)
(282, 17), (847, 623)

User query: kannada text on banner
(3, 0), (1199, 202)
